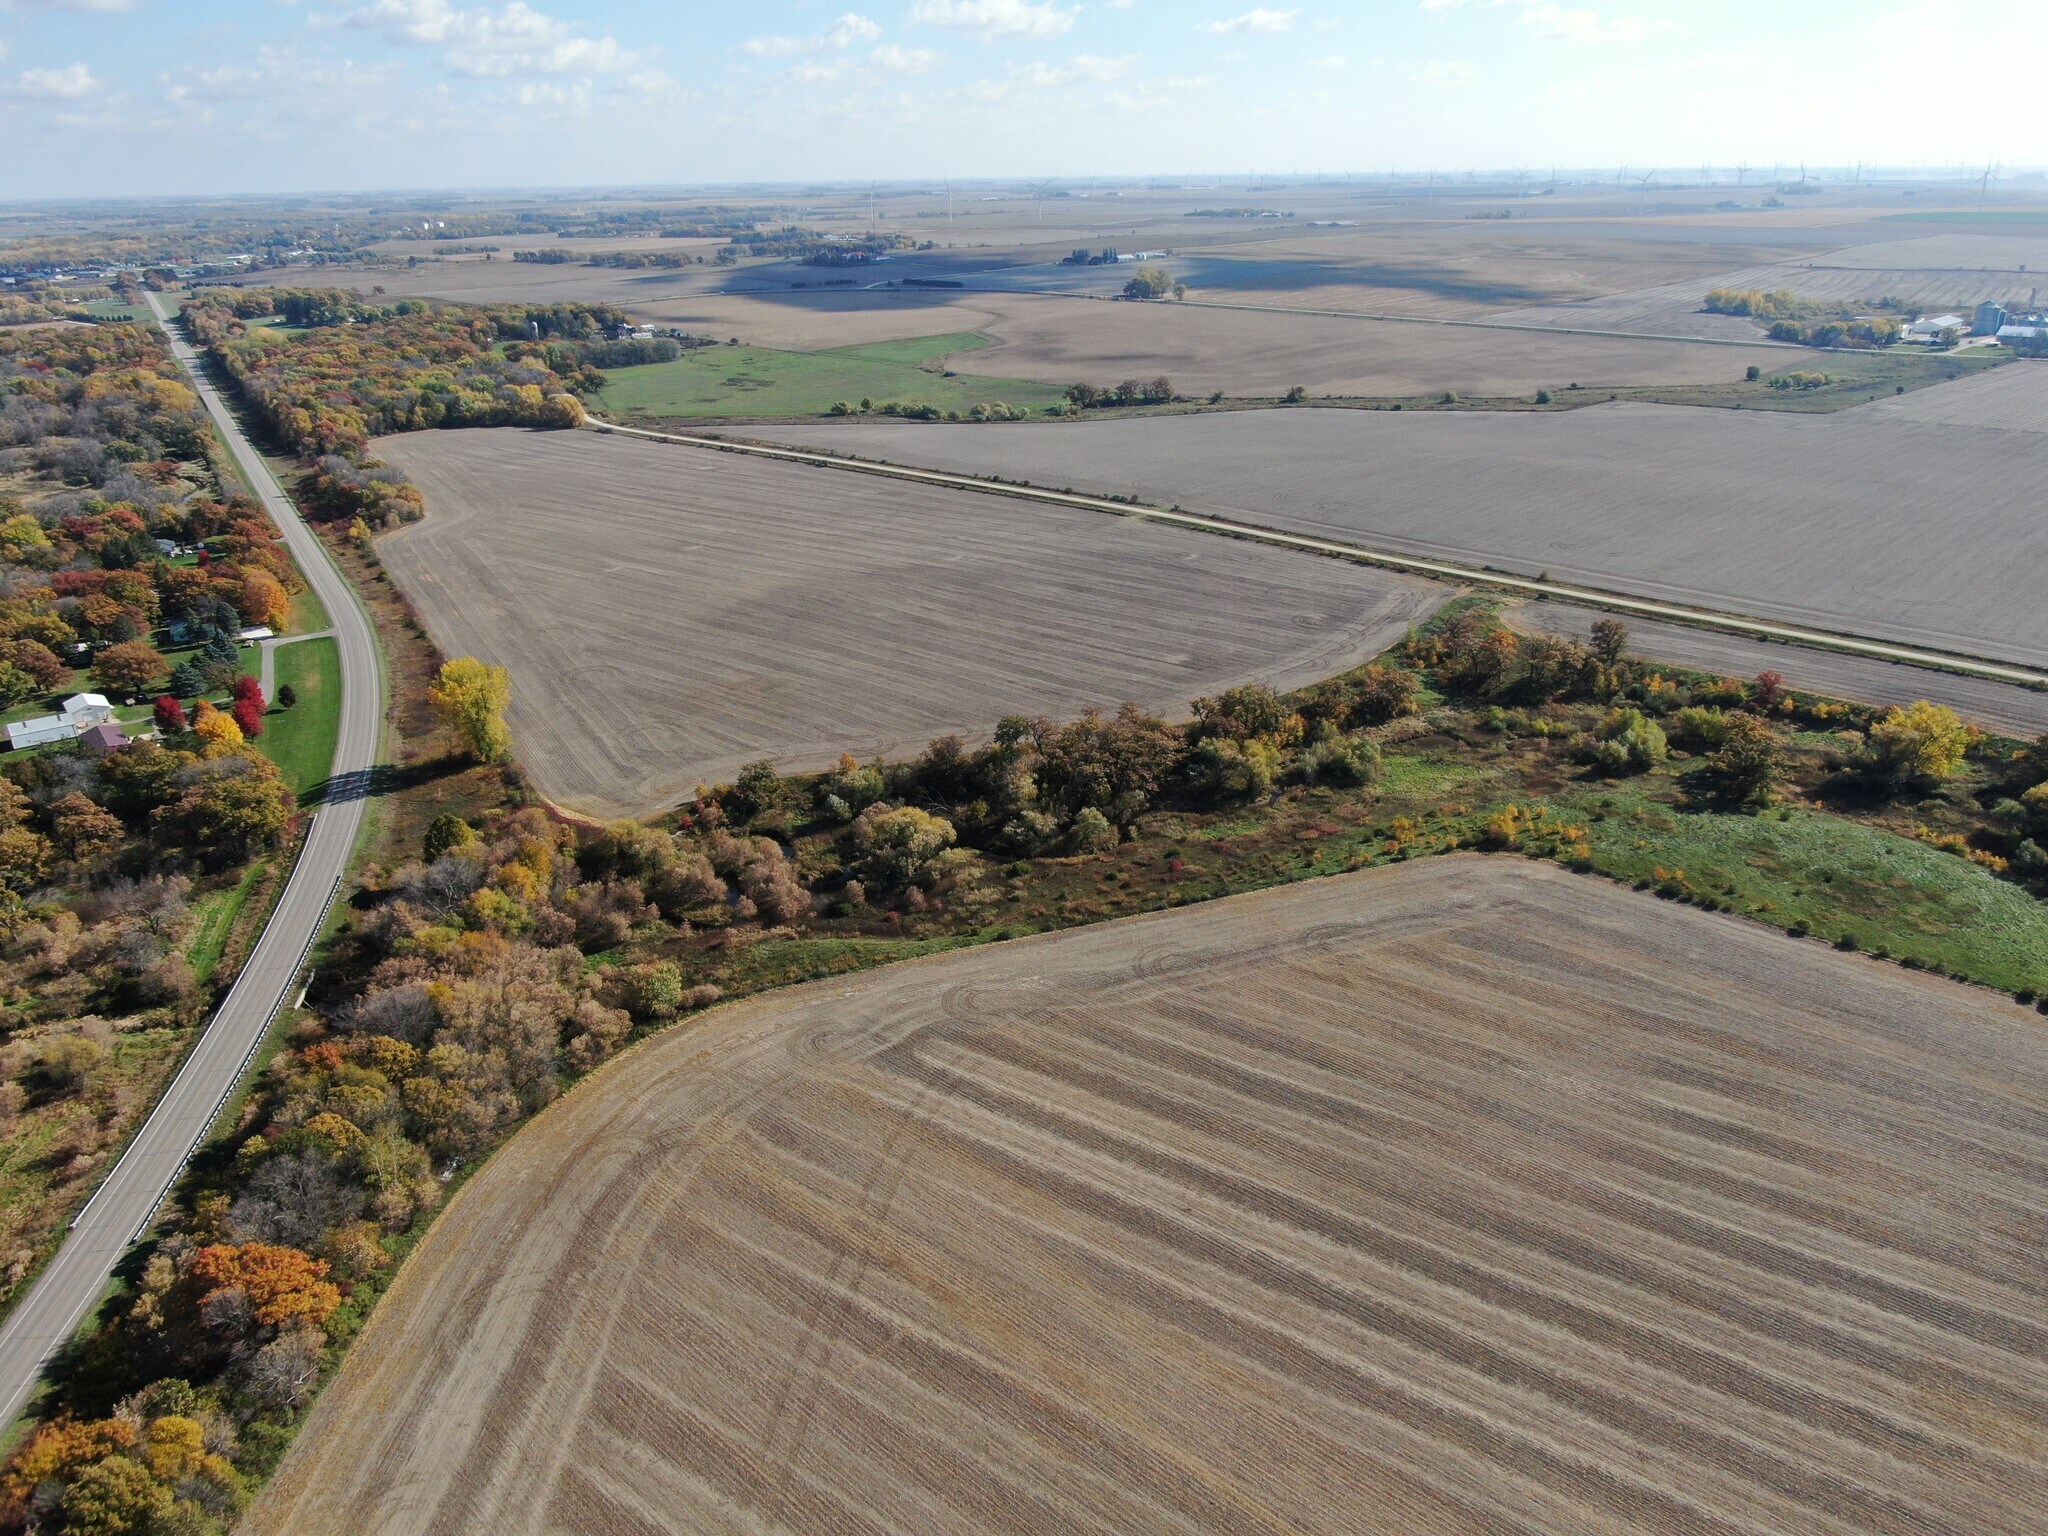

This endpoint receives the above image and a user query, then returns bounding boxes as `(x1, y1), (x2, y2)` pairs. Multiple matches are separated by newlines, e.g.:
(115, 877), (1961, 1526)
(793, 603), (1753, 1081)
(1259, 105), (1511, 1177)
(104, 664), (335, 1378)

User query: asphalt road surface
(0, 293), (384, 1431)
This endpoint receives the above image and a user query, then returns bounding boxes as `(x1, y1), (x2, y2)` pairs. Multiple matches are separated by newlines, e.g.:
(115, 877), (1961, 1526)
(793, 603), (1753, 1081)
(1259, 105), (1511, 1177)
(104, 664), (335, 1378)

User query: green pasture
(593, 333), (1067, 421)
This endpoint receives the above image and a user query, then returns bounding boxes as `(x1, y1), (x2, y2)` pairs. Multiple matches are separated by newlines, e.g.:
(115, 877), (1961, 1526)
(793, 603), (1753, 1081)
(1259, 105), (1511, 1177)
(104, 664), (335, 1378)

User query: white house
(237, 626), (274, 645)
(7, 693), (117, 752)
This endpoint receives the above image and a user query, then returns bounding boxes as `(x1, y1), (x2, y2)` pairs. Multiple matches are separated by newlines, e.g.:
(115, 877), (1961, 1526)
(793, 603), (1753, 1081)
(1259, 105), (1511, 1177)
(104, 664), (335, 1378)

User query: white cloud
(1418, 0), (1650, 43)
(870, 43), (938, 72)
(1410, 58), (1475, 85)
(1200, 8), (1296, 32)
(908, 0), (1077, 41)
(6, 61), (100, 97)
(1521, 4), (1646, 43)
(340, 0), (641, 78)
(0, 0), (138, 12)
(1309, 53), (1345, 68)
(1018, 52), (1134, 85)
(743, 13), (880, 57)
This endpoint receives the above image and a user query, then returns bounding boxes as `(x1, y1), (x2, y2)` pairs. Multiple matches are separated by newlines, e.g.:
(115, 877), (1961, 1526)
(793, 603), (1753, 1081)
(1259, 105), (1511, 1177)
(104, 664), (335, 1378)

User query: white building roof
(6, 715), (74, 748)
(237, 626), (275, 642)
(1999, 324), (2047, 339)
(62, 692), (112, 717)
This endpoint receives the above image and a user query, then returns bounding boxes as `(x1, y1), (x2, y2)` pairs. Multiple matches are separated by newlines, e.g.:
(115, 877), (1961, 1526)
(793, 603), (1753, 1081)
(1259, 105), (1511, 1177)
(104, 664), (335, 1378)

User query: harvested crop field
(957, 295), (1786, 397)
(752, 401), (2048, 668)
(370, 428), (1441, 817)
(247, 855), (2048, 1536)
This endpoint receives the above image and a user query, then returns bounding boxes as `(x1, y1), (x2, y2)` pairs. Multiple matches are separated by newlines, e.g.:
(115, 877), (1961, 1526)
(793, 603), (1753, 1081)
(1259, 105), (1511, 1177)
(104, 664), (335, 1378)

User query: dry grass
(247, 856), (2048, 1536)
(369, 428), (1443, 818)
(751, 394), (2048, 668)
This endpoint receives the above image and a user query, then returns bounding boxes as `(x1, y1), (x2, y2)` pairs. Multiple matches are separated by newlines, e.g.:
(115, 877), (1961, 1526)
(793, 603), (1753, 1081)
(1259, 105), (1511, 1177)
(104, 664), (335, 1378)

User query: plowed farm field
(754, 397), (2048, 668)
(370, 428), (1441, 817)
(246, 856), (2048, 1536)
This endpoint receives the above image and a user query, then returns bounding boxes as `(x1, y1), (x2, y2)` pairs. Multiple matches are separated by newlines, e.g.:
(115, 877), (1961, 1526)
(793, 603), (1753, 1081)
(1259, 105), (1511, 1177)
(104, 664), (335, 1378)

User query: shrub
(1590, 708), (1667, 774)
(1068, 806), (1118, 853)
(1297, 735), (1381, 787)
(851, 805), (957, 891)
(1667, 706), (1729, 749)
(1185, 737), (1279, 804)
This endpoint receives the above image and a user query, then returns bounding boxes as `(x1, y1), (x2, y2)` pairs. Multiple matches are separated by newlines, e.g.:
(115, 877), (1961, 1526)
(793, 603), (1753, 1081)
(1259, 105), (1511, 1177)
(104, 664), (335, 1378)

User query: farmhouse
(78, 722), (130, 756)
(5, 692), (115, 751)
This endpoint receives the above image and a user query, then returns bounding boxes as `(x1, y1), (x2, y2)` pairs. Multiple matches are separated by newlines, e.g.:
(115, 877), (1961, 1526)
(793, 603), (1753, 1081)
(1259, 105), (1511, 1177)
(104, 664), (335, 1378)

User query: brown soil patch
(247, 856), (2048, 1536)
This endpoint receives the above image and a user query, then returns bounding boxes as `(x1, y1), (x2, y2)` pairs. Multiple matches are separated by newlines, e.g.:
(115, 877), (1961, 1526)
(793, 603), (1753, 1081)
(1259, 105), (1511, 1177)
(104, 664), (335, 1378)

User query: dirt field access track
(248, 857), (2048, 1536)
(371, 429), (1441, 818)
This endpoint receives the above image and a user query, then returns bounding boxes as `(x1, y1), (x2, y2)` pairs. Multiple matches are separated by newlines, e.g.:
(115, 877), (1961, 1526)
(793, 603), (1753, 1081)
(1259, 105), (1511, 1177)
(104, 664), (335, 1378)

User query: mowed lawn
(259, 637), (342, 805)
(593, 332), (1068, 420)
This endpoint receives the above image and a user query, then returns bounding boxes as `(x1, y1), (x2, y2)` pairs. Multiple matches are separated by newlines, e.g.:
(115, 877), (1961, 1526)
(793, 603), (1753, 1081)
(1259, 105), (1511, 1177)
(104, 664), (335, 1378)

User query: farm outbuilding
(60, 694), (115, 725)
(7, 693), (119, 752)
(6, 714), (75, 751)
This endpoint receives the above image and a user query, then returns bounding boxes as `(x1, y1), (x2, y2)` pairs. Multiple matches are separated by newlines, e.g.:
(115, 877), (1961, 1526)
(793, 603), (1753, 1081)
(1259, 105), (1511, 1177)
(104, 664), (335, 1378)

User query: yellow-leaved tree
(429, 656), (512, 763)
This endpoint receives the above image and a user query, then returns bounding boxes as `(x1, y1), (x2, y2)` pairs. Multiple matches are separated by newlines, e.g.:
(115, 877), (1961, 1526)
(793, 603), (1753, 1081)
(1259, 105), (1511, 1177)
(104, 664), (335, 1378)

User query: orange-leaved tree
(189, 1242), (342, 1330)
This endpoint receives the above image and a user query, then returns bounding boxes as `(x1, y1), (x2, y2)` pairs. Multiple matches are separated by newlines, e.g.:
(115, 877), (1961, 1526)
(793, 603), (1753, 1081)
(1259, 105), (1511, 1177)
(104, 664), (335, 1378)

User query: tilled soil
(247, 857), (2048, 1536)
(371, 428), (1442, 817)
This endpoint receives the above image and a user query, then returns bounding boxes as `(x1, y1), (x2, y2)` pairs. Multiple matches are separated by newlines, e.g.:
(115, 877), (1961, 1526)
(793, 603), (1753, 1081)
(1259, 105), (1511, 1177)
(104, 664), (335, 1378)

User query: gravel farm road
(0, 292), (385, 1431)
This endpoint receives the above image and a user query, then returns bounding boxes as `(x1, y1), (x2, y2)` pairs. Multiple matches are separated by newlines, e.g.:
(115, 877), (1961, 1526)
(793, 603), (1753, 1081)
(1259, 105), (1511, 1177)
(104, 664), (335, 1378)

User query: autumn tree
(191, 701), (244, 751)
(851, 804), (956, 891)
(232, 695), (265, 739)
(429, 656), (512, 763)
(1703, 711), (1784, 807)
(239, 568), (290, 629)
(152, 753), (292, 863)
(1589, 618), (1629, 665)
(152, 695), (188, 735)
(188, 1241), (341, 1330)
(46, 792), (124, 866)
(1122, 265), (1172, 300)
(423, 813), (479, 864)
(91, 638), (171, 696)
(1863, 701), (1973, 791)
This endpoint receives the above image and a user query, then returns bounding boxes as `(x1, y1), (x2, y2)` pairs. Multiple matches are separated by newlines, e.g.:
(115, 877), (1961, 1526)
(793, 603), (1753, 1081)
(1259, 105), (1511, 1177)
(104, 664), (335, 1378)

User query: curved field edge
(244, 855), (2048, 1536)
(366, 426), (1446, 819)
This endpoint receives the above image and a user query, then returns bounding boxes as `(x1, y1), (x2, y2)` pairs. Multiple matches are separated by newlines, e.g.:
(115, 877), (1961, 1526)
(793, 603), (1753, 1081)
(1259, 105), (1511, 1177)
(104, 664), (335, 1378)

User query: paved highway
(0, 294), (384, 1430)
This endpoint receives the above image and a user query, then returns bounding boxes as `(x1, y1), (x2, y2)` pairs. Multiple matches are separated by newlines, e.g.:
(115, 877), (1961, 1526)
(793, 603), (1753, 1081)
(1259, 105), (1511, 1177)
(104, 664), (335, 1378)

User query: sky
(0, 0), (2043, 199)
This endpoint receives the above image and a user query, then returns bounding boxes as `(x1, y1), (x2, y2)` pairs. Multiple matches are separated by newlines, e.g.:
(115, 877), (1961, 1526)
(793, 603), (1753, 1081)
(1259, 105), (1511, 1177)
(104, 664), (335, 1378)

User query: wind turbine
(1978, 159), (1997, 212)
(1734, 162), (1749, 188)
(1634, 169), (1656, 213)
